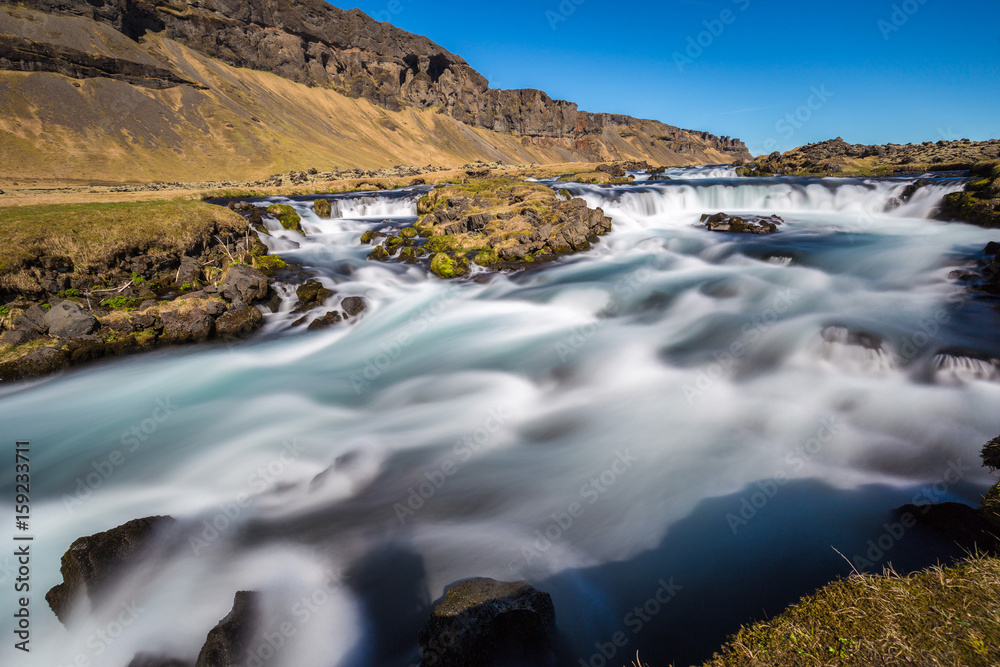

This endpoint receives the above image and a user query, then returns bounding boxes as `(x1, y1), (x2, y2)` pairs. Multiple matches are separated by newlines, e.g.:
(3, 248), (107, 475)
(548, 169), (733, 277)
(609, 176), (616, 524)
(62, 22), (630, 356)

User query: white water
(2, 172), (999, 667)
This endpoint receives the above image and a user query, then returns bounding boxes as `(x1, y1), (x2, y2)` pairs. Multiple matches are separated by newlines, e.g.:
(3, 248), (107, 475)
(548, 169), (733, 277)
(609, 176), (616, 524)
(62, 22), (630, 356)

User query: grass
(0, 199), (245, 284)
(700, 556), (1000, 667)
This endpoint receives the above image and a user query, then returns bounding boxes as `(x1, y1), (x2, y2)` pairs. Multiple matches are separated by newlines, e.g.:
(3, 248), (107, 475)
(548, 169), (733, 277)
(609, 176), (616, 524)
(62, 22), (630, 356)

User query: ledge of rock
(701, 212), (783, 234)
(195, 591), (260, 667)
(419, 578), (557, 667)
(46, 516), (177, 625)
(366, 178), (612, 277)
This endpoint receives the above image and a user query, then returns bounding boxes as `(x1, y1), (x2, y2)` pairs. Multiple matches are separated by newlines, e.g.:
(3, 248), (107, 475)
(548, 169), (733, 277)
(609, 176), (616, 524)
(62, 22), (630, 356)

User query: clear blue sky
(345, 0), (999, 156)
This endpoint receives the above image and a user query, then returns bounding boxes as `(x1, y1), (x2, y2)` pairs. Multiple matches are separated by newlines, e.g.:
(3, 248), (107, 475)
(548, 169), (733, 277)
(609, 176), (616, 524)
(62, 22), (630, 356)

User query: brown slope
(0, 2), (748, 181)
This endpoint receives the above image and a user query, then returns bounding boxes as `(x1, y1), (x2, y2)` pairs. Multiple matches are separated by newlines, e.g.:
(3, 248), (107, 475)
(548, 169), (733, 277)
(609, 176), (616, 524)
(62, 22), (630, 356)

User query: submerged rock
(195, 591), (260, 667)
(340, 296), (368, 317)
(46, 516), (177, 625)
(701, 212), (783, 234)
(419, 578), (557, 667)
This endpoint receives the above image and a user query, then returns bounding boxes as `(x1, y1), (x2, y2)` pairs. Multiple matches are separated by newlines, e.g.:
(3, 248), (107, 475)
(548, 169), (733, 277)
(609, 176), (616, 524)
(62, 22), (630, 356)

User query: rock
(128, 654), (191, 667)
(160, 308), (215, 344)
(985, 241), (1000, 256)
(195, 591), (259, 667)
(132, 312), (163, 333)
(140, 299), (159, 311)
(46, 517), (177, 625)
(16, 304), (52, 333)
(306, 311), (342, 330)
(1, 329), (39, 345)
(430, 253), (467, 279)
(215, 306), (263, 338)
(701, 212), (782, 234)
(369, 245), (390, 261)
(266, 204), (302, 232)
(340, 296), (367, 317)
(177, 257), (203, 286)
(419, 578), (556, 667)
(292, 280), (335, 313)
(221, 265), (269, 303)
(203, 300), (228, 317)
(313, 199), (332, 218)
(44, 300), (99, 338)
(0, 346), (69, 382)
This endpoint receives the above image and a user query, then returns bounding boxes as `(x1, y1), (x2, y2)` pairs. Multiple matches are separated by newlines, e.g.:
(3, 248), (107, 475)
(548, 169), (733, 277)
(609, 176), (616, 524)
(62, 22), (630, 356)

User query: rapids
(2, 167), (998, 667)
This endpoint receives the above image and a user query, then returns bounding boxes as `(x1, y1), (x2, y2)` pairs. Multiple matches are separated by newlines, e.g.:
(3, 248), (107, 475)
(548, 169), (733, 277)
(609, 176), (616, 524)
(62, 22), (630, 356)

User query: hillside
(0, 1), (749, 182)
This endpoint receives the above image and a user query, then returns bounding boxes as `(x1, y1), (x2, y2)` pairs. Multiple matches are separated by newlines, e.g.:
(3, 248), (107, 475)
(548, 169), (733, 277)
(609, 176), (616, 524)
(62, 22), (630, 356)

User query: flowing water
(3, 169), (1000, 667)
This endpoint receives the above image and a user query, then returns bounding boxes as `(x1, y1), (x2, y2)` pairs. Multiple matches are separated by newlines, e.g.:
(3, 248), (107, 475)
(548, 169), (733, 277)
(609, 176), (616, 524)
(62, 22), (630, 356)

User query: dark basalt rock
(215, 305), (263, 338)
(306, 310), (342, 330)
(341, 296), (368, 318)
(0, 346), (69, 382)
(160, 308), (215, 344)
(419, 578), (557, 667)
(701, 212), (783, 234)
(221, 265), (269, 304)
(43, 300), (99, 338)
(46, 516), (177, 625)
(195, 591), (260, 667)
(313, 199), (332, 218)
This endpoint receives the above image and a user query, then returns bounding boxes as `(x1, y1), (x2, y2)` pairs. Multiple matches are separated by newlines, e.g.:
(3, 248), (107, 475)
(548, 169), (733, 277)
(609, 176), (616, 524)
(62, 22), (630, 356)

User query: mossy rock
(312, 199), (332, 218)
(399, 226), (418, 239)
(252, 255), (287, 276)
(474, 250), (498, 267)
(266, 204), (302, 232)
(369, 245), (390, 261)
(430, 253), (467, 279)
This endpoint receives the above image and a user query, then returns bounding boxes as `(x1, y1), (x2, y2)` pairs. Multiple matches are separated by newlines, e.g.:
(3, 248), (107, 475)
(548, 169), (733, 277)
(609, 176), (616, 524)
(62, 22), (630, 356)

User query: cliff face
(8, 0), (748, 161)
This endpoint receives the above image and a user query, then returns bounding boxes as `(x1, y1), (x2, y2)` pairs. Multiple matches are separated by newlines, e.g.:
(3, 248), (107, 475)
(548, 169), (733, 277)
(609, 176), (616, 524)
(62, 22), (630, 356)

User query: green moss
(63, 288), (80, 297)
(131, 272), (146, 284)
(425, 235), (458, 253)
(369, 245), (390, 261)
(253, 255), (288, 276)
(399, 227), (418, 240)
(266, 204), (303, 232)
(429, 253), (467, 279)
(101, 296), (143, 311)
(474, 250), (498, 267)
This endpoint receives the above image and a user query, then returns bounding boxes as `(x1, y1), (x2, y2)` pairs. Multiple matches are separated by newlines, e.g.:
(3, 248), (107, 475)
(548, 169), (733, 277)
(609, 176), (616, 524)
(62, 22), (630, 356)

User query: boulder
(177, 257), (203, 286)
(419, 578), (557, 667)
(215, 306), (263, 338)
(46, 516), (177, 625)
(44, 300), (99, 338)
(195, 591), (259, 667)
(0, 346), (69, 382)
(1, 329), (39, 345)
(15, 304), (51, 333)
(160, 308), (215, 344)
(701, 212), (782, 234)
(313, 199), (332, 218)
(341, 296), (368, 318)
(306, 311), (342, 330)
(221, 265), (269, 303)
(292, 280), (335, 313)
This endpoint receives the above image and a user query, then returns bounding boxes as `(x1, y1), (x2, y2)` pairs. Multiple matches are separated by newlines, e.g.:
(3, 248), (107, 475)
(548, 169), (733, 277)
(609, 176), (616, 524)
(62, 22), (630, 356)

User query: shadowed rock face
(10, 0), (749, 161)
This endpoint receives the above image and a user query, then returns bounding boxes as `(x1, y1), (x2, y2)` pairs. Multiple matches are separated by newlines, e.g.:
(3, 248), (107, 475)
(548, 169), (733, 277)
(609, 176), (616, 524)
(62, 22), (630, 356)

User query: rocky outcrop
(9, 0), (749, 163)
(44, 300), (99, 338)
(750, 138), (1000, 176)
(701, 212), (783, 234)
(937, 161), (1000, 228)
(419, 578), (557, 667)
(367, 178), (612, 277)
(195, 591), (260, 667)
(46, 516), (177, 624)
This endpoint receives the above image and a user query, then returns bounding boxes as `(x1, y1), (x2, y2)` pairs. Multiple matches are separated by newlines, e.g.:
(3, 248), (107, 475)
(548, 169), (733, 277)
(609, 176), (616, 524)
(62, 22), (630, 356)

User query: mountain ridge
(0, 0), (750, 180)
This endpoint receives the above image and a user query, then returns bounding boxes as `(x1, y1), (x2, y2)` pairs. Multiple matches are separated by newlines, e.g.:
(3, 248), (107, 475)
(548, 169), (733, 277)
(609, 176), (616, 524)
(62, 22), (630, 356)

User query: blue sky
(345, 0), (999, 156)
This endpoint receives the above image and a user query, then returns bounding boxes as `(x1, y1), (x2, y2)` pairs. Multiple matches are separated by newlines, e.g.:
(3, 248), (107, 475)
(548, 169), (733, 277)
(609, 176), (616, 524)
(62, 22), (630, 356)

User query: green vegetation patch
(100, 296), (144, 311)
(0, 199), (245, 280)
(266, 204), (302, 232)
(701, 556), (1000, 667)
